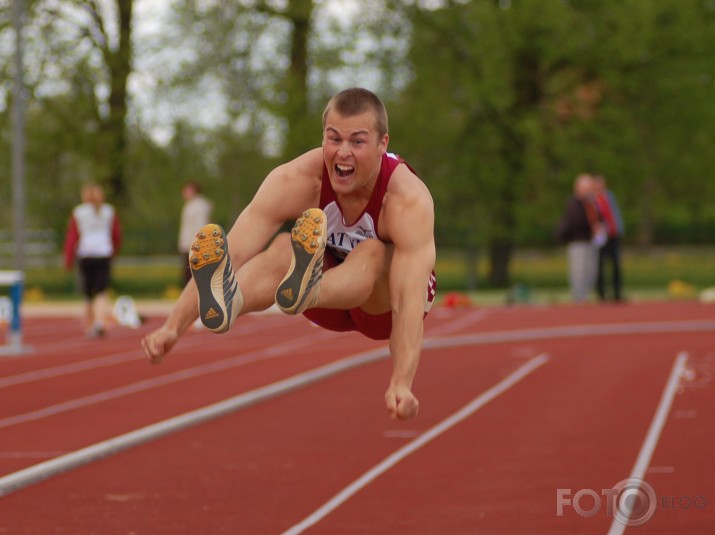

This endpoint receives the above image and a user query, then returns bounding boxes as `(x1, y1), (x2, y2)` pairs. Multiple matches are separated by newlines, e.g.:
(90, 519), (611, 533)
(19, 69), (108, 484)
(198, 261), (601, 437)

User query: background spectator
(178, 181), (213, 286)
(556, 174), (602, 303)
(594, 175), (625, 302)
(63, 183), (122, 338)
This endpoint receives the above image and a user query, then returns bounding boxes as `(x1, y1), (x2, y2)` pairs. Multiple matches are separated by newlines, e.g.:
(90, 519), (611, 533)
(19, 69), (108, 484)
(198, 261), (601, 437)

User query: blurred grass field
(423, 246), (714, 305)
(8, 246), (715, 306)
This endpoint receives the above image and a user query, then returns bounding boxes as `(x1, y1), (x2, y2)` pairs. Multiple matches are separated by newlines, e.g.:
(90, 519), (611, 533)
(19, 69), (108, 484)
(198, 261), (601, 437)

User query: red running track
(0, 301), (714, 534)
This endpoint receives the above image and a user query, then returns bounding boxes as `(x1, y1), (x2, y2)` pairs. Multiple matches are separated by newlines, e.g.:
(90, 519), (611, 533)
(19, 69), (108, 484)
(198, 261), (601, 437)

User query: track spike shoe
(190, 224), (243, 333)
(275, 208), (327, 315)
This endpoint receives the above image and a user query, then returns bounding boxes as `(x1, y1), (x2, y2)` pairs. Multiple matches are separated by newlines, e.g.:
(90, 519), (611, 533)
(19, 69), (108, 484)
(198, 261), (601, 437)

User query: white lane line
(0, 315), (286, 388)
(0, 351), (143, 389)
(0, 342), (395, 497)
(0, 320), (709, 496)
(2, 318), (711, 391)
(0, 334), (546, 499)
(423, 320), (715, 350)
(0, 310), (470, 389)
(1, 319), (711, 429)
(0, 329), (341, 430)
(281, 354), (550, 535)
(426, 308), (491, 336)
(606, 351), (689, 535)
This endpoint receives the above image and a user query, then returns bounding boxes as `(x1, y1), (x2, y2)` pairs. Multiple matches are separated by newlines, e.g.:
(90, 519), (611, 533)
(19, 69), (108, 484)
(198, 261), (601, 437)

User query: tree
(395, 0), (715, 287)
(28, 0), (134, 201)
(2, 0), (713, 268)
(396, 0), (582, 287)
(564, 0), (715, 246)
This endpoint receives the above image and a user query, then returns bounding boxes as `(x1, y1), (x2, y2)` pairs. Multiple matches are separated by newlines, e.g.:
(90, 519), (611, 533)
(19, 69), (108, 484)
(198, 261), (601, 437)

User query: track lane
(0, 330), (697, 533)
(0, 306), (479, 480)
(298, 335), (689, 534)
(625, 337), (715, 534)
(0, 302), (712, 534)
(0, 341), (540, 533)
(0, 354), (392, 477)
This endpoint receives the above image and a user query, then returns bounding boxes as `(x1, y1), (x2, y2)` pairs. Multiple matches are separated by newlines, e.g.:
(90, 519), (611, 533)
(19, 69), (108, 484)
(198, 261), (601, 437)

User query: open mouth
(335, 164), (355, 179)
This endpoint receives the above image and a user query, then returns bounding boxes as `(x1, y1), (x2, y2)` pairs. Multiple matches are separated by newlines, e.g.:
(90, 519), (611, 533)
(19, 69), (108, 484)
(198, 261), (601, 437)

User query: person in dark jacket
(556, 174), (603, 302)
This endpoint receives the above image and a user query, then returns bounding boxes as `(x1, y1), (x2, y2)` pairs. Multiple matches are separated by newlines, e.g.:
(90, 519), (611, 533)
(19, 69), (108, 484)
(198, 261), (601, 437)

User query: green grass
(9, 247), (715, 304)
(435, 246), (715, 306)
(437, 246), (715, 289)
(15, 257), (185, 301)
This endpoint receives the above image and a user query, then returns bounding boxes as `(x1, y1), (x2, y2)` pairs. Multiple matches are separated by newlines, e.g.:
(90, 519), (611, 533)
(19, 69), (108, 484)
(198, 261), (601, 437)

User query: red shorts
(302, 249), (437, 341)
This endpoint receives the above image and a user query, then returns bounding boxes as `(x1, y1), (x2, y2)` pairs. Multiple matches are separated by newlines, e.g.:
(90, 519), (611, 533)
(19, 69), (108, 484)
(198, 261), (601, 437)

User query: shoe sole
(190, 224), (240, 333)
(275, 209), (327, 314)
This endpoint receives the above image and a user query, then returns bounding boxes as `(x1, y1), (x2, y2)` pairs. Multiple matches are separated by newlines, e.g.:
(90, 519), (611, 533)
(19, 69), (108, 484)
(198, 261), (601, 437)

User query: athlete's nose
(337, 141), (351, 158)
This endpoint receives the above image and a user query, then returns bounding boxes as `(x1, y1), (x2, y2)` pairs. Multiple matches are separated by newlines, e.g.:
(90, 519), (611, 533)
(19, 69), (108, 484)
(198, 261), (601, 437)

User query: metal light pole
(1, 0), (28, 355)
(12, 0), (27, 273)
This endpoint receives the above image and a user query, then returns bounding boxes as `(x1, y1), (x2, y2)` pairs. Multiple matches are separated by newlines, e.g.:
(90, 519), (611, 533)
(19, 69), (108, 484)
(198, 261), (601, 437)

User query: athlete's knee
(350, 239), (392, 289)
(352, 238), (389, 264)
(270, 231), (291, 247)
(249, 232), (292, 275)
(266, 232), (292, 257)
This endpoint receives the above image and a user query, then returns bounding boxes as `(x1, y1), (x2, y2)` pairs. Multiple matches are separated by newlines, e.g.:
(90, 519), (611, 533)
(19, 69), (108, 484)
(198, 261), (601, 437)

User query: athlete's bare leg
(234, 233), (293, 314)
(316, 239), (392, 314)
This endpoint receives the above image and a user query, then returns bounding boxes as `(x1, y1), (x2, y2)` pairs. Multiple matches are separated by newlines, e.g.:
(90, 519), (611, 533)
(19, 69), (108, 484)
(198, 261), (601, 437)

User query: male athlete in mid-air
(141, 88), (437, 420)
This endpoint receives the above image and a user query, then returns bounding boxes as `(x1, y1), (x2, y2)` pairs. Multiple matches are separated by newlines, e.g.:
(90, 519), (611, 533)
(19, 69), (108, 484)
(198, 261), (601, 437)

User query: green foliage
(18, 246), (714, 299)
(393, 0), (715, 255)
(1, 0), (713, 287)
(436, 245), (715, 292)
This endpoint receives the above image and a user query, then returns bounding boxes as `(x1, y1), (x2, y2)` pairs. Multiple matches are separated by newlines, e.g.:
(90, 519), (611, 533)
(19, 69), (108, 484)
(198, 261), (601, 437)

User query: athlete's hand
(141, 325), (179, 365)
(385, 384), (419, 420)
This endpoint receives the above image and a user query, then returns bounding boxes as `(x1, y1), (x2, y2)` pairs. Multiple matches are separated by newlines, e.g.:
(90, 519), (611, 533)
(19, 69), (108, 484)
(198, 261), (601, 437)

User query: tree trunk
(104, 0), (133, 202)
(485, 47), (541, 287)
(464, 244), (479, 290)
(488, 239), (512, 287)
(282, 0), (313, 159)
(638, 177), (656, 247)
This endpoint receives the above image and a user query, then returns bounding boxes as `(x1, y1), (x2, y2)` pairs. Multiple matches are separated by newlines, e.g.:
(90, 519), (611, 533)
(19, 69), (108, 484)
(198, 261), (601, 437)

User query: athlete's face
(322, 109), (388, 196)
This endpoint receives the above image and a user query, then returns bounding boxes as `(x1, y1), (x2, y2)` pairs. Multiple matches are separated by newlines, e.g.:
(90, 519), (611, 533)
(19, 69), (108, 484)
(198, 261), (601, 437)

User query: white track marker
(281, 354), (550, 535)
(112, 296), (141, 328)
(606, 351), (689, 535)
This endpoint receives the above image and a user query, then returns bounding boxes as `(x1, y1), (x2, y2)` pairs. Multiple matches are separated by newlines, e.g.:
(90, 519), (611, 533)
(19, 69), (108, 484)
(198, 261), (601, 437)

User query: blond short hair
(322, 88), (388, 140)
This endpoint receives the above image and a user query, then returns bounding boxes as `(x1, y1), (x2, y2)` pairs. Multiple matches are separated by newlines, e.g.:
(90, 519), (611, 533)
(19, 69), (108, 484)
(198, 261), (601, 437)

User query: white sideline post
(0, 270), (30, 356)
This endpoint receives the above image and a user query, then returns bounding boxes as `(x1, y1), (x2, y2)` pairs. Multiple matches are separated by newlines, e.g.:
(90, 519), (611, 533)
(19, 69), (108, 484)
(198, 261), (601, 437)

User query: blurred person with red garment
(594, 175), (624, 302)
(556, 174), (604, 303)
(64, 183), (122, 338)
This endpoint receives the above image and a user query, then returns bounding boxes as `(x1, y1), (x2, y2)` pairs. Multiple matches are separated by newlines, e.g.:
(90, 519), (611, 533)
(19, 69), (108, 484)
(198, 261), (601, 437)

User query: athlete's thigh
(347, 239), (392, 315)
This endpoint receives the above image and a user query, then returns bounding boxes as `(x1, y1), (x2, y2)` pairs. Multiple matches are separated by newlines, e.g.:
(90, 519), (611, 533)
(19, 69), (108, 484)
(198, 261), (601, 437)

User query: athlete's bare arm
(225, 148), (323, 269)
(141, 149), (324, 363)
(380, 165), (436, 420)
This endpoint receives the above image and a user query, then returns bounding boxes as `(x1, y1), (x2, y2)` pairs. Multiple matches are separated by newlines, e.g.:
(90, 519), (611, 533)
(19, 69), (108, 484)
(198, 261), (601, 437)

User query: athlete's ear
(380, 133), (389, 154)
